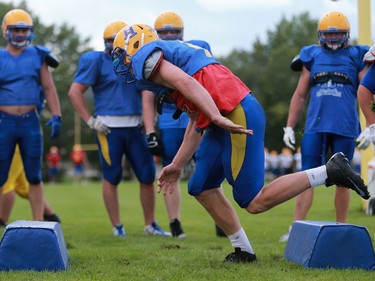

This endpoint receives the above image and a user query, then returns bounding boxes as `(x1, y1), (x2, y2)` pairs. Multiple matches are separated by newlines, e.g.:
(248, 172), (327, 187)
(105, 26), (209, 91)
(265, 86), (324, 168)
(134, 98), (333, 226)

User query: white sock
(228, 227), (254, 254)
(305, 166), (328, 187)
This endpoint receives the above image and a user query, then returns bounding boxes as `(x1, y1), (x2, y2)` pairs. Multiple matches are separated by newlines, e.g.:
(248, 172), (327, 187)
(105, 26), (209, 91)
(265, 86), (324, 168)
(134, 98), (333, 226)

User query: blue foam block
(0, 220), (69, 271)
(284, 220), (375, 270)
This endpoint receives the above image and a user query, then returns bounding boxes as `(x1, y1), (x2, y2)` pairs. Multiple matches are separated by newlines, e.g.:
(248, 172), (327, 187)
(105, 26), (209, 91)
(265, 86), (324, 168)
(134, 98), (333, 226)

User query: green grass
(1, 179), (374, 280)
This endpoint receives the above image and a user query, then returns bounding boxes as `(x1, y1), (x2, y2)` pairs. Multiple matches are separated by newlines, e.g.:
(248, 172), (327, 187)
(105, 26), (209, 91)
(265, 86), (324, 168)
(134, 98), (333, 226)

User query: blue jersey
(133, 40), (218, 98)
(360, 62), (375, 93)
(74, 51), (141, 115)
(157, 40), (213, 129)
(0, 46), (51, 106)
(300, 45), (368, 138)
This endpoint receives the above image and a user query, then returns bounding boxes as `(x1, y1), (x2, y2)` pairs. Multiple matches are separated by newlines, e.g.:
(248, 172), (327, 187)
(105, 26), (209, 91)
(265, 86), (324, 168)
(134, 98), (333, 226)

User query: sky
(7, 0), (375, 56)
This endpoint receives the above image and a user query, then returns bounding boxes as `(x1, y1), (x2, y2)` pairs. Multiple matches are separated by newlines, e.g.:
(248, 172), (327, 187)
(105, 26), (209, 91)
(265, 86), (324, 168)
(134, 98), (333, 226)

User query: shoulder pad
(144, 50), (163, 79)
(186, 40), (212, 54)
(290, 54), (302, 71)
(34, 45), (59, 68)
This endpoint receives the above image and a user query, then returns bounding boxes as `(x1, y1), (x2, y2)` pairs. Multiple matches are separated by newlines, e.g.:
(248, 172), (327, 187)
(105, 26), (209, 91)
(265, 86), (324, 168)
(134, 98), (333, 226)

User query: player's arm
(68, 82), (91, 122)
(142, 90), (157, 134)
(150, 59), (252, 135)
(40, 63), (61, 117)
(358, 85), (375, 125)
(285, 66), (311, 128)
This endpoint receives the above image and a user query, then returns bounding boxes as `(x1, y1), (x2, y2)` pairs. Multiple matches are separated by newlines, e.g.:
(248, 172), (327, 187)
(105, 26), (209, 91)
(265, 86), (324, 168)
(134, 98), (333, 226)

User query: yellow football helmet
(318, 11), (350, 50)
(103, 20), (128, 53)
(154, 11), (183, 40)
(1, 9), (34, 47)
(113, 24), (158, 64)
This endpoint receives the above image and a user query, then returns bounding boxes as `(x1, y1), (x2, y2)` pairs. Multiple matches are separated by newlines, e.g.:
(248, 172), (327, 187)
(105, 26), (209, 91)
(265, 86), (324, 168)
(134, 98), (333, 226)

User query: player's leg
(160, 127), (185, 237)
(127, 127), (170, 236)
(331, 134), (356, 222)
(96, 130), (126, 236)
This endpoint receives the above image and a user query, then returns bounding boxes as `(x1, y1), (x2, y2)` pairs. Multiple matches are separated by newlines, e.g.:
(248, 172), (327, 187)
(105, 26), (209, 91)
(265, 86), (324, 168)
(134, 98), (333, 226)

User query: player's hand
(356, 124), (375, 150)
(157, 164), (182, 195)
(146, 132), (163, 156)
(214, 116), (253, 135)
(87, 116), (111, 135)
(283, 127), (295, 150)
(46, 115), (62, 139)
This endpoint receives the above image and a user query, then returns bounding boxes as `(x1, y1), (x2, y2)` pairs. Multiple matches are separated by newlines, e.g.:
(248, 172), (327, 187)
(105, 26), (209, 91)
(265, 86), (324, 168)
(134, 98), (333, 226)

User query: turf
(0, 179), (374, 280)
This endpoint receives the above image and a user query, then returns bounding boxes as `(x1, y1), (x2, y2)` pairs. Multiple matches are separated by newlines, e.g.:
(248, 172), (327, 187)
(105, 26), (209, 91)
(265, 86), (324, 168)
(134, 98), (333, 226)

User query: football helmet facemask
(103, 20), (127, 53)
(318, 11), (350, 51)
(112, 24), (159, 82)
(2, 9), (35, 47)
(154, 11), (183, 41)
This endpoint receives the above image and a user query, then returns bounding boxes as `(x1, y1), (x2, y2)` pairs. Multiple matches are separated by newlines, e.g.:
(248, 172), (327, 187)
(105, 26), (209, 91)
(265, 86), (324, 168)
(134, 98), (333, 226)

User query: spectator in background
(70, 144), (86, 184)
(279, 147), (294, 176)
(46, 146), (62, 183)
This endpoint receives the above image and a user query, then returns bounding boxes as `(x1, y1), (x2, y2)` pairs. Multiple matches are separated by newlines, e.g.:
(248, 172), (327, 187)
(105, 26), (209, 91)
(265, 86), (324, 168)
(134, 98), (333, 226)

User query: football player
(111, 23), (369, 262)
(68, 21), (170, 237)
(280, 11), (369, 242)
(0, 9), (62, 221)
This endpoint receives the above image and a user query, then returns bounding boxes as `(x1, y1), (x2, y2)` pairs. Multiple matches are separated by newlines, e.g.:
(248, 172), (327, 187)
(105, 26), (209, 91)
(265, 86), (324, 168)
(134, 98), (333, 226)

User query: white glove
(356, 124), (375, 150)
(283, 127), (295, 150)
(87, 116), (111, 135)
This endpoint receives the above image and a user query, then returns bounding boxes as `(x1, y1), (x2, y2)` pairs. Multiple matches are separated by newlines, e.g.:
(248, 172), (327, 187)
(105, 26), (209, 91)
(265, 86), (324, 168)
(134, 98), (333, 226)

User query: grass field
(0, 179), (374, 280)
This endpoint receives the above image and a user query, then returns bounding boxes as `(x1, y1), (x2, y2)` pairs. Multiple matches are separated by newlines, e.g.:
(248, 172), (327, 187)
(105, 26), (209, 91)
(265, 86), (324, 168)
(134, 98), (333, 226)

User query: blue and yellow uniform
(0, 46), (53, 186)
(134, 40), (266, 208)
(296, 45), (368, 169)
(73, 51), (155, 185)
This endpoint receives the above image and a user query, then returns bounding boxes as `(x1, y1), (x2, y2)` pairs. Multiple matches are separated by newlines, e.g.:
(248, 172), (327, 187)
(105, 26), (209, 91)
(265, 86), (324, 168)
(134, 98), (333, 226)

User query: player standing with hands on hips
(280, 11), (369, 242)
(111, 23), (369, 262)
(0, 9), (62, 221)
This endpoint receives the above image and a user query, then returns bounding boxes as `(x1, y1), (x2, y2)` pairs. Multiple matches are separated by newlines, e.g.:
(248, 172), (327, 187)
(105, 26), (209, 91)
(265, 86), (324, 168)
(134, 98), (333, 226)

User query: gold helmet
(112, 24), (158, 72)
(154, 11), (183, 40)
(318, 11), (350, 50)
(103, 21), (127, 53)
(1, 9), (34, 47)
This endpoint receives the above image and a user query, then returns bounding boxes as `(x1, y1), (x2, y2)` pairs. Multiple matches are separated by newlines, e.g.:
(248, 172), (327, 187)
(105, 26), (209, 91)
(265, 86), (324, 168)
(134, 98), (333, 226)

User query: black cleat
(169, 219), (186, 238)
(325, 152), (370, 199)
(0, 219), (7, 227)
(224, 247), (257, 263)
(43, 213), (61, 223)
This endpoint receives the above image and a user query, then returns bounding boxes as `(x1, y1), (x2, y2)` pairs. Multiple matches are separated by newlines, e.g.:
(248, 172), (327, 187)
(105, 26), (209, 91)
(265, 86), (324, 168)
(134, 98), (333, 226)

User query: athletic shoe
(279, 225), (292, 243)
(169, 219), (186, 238)
(43, 213), (61, 223)
(113, 223), (127, 237)
(224, 247), (257, 263)
(144, 221), (172, 237)
(325, 152), (370, 199)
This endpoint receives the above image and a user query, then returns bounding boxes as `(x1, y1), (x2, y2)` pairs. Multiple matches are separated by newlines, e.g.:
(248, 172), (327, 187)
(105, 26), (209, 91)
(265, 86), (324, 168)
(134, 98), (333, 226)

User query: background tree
(219, 13), (317, 151)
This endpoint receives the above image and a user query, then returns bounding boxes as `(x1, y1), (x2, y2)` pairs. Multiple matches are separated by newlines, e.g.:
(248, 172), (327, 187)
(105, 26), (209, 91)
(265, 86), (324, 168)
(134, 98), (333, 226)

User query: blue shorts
(0, 110), (42, 186)
(160, 128), (185, 166)
(188, 94), (266, 208)
(301, 132), (356, 170)
(73, 164), (85, 176)
(96, 127), (155, 185)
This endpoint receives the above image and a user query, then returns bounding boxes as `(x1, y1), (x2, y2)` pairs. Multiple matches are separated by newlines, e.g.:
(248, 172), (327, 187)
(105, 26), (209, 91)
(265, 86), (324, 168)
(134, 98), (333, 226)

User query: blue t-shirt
(0, 46), (50, 106)
(74, 51), (141, 115)
(299, 45), (369, 138)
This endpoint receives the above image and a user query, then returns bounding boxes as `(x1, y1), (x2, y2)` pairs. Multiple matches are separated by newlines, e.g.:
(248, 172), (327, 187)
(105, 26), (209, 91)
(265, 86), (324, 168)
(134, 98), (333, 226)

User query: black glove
(146, 132), (163, 156)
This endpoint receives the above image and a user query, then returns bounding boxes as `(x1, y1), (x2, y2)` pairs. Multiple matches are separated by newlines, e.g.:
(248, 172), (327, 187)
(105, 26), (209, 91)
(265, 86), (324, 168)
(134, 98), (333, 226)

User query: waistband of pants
(0, 109), (37, 119)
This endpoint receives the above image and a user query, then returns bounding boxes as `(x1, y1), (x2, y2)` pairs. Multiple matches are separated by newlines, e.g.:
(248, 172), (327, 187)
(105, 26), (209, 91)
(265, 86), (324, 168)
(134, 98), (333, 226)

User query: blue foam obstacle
(284, 220), (375, 270)
(0, 220), (69, 271)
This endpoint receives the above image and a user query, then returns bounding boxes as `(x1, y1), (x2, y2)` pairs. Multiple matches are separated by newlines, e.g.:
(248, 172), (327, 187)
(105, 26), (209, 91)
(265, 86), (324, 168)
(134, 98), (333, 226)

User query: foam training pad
(0, 220), (69, 271)
(284, 220), (375, 270)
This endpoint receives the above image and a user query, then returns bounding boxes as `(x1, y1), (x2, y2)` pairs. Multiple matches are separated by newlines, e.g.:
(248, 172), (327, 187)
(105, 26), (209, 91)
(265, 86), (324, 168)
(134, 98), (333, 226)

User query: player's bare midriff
(0, 105), (36, 115)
